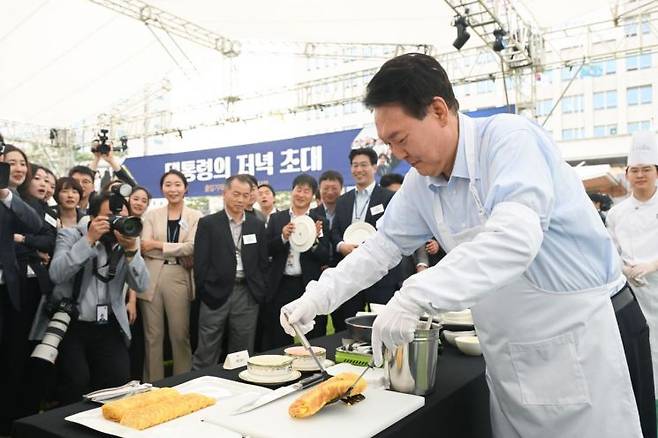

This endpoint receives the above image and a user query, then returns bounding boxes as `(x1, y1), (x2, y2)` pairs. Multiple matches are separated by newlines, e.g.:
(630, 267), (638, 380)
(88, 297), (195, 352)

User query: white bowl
(455, 336), (482, 356)
(443, 329), (477, 346)
(284, 346), (326, 369)
(247, 355), (293, 378)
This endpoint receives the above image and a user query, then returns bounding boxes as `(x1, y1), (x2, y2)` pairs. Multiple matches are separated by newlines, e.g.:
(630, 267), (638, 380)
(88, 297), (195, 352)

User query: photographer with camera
(30, 191), (149, 404)
(90, 130), (137, 189)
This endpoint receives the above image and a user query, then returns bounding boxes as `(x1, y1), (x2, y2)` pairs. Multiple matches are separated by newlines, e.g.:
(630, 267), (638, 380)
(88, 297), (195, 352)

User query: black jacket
(266, 209), (330, 298)
(194, 210), (268, 310)
(0, 190), (42, 310)
(330, 184), (402, 291)
(14, 198), (57, 295)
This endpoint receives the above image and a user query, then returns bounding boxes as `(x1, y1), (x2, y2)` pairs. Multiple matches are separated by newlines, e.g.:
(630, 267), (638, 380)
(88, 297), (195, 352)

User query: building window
(561, 95), (584, 113)
(561, 66), (578, 81)
(593, 90), (617, 110)
(536, 99), (553, 117)
(627, 85), (652, 105)
(476, 79), (495, 94)
(593, 124), (618, 137)
(624, 18), (651, 37)
(562, 127), (585, 140)
(628, 120), (651, 134)
(626, 53), (652, 71)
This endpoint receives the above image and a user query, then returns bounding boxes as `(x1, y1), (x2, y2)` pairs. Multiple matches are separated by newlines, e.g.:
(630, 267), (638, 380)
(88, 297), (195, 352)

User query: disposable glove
(280, 295), (320, 337)
(371, 292), (422, 367)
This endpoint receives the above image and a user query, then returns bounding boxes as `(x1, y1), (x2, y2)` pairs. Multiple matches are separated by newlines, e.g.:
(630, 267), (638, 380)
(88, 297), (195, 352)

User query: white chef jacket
(306, 113), (622, 312)
(606, 189), (658, 265)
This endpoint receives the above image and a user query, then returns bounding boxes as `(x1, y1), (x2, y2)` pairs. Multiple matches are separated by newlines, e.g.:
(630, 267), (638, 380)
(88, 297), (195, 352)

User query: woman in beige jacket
(140, 170), (202, 381)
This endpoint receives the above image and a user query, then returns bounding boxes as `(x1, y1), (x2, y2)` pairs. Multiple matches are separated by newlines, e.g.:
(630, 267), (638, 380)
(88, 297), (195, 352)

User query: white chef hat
(628, 131), (658, 167)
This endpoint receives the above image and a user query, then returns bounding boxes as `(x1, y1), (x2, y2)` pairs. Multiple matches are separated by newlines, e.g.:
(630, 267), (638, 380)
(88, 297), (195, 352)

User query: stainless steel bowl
(345, 314), (376, 343)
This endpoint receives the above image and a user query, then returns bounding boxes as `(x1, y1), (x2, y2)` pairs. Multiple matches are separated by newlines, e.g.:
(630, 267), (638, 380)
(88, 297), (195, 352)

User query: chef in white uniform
(607, 132), (658, 397)
(281, 53), (644, 437)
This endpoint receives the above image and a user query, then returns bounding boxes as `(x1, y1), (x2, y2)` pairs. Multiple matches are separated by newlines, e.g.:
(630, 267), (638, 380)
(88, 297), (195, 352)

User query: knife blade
(230, 372), (326, 415)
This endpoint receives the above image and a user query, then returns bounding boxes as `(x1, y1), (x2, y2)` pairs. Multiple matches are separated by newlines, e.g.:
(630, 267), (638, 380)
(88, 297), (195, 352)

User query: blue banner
(124, 105), (514, 197)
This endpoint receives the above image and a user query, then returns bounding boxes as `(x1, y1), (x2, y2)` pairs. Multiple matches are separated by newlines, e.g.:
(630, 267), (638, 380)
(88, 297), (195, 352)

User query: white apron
(435, 115), (642, 437)
(633, 272), (658, 395)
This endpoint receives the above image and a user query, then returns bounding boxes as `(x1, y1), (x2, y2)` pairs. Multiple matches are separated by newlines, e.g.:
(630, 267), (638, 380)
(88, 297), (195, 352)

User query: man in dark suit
(192, 174), (268, 369)
(330, 147), (401, 331)
(262, 175), (330, 350)
(314, 170), (344, 231)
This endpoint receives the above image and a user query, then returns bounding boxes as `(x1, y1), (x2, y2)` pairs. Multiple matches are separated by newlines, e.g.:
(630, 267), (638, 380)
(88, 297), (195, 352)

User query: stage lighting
(493, 29), (506, 52)
(453, 16), (470, 50)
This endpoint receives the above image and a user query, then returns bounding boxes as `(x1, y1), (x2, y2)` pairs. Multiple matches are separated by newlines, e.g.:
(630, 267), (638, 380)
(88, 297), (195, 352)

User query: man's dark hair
(225, 174), (254, 190)
(159, 169), (188, 189)
(349, 147), (378, 166)
(244, 174), (258, 189)
(68, 165), (95, 181)
(55, 176), (84, 202)
(319, 170), (344, 187)
(258, 183), (276, 197)
(364, 53), (459, 119)
(380, 173), (404, 189)
(88, 191), (113, 217)
(292, 174), (318, 194)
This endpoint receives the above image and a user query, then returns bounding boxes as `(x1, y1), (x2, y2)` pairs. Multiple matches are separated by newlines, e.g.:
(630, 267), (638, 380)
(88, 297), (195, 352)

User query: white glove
(371, 293), (422, 367)
(280, 295), (320, 337)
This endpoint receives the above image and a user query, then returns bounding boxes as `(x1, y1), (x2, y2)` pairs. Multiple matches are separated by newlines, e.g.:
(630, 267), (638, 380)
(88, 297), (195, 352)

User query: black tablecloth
(12, 332), (492, 438)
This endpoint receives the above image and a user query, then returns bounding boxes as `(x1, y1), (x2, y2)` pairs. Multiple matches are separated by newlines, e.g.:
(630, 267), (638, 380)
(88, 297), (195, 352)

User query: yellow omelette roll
(120, 393), (216, 430)
(102, 387), (180, 422)
(289, 372), (367, 418)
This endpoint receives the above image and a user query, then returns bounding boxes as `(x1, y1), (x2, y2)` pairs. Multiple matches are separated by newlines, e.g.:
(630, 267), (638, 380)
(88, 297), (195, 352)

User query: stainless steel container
(384, 322), (441, 396)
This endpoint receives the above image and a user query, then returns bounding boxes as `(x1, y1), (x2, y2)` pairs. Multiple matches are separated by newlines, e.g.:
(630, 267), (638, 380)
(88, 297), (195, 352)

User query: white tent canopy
(1, 0), (616, 128)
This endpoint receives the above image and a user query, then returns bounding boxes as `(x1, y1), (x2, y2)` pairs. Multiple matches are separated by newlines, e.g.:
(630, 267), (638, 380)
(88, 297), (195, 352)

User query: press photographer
(30, 190), (149, 404)
(90, 129), (137, 189)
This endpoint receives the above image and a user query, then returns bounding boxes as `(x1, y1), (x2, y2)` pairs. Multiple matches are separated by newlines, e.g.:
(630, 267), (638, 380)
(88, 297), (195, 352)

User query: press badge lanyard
(353, 190), (371, 222)
(91, 245), (123, 324)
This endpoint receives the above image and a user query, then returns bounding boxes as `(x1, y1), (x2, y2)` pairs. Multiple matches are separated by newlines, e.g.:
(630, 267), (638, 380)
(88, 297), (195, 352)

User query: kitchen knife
(230, 372), (325, 415)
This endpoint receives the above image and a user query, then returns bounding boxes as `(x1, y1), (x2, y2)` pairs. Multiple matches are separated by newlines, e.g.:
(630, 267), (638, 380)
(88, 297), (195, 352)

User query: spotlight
(493, 29), (506, 52)
(453, 16), (470, 50)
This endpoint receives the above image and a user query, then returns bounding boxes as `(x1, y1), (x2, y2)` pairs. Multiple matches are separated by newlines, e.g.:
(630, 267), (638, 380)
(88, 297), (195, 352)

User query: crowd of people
(0, 137), (444, 434)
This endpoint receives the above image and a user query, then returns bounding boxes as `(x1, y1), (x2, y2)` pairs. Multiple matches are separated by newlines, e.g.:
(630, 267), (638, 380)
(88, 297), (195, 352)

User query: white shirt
(352, 180), (376, 223)
(283, 208), (310, 276)
(306, 113), (622, 314)
(607, 189), (658, 265)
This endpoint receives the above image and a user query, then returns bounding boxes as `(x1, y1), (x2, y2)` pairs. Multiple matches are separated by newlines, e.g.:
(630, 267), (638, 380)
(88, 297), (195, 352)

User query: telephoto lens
(31, 300), (77, 364)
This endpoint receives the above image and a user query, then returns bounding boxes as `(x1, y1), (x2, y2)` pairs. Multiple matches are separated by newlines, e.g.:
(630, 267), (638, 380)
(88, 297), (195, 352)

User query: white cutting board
(202, 386), (425, 438)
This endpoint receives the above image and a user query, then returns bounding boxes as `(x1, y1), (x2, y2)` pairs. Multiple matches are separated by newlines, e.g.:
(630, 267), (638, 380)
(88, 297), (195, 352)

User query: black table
(13, 332), (492, 438)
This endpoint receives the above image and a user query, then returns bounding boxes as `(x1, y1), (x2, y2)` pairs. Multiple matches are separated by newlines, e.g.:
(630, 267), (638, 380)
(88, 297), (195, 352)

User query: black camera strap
(92, 244), (124, 283)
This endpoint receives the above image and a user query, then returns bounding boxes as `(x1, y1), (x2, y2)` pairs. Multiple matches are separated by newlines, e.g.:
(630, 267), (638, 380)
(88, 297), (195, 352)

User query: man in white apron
(607, 131), (658, 424)
(281, 53), (645, 437)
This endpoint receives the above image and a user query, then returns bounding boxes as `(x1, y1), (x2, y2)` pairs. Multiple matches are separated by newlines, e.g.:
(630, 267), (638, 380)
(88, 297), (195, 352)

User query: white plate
(344, 222), (376, 245)
(64, 376), (271, 438)
(292, 359), (335, 372)
(289, 215), (316, 252)
(238, 369), (302, 385)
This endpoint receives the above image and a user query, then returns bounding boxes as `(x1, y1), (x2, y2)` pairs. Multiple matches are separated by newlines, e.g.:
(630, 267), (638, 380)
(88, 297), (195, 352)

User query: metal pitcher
(384, 321), (441, 396)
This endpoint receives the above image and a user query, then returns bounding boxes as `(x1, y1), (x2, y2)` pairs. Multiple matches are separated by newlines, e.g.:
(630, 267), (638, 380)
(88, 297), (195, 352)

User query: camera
(91, 129), (128, 155)
(108, 184), (143, 237)
(31, 298), (79, 364)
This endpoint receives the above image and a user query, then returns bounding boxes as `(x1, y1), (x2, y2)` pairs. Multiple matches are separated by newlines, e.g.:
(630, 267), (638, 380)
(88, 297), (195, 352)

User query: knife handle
(298, 373), (326, 389)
